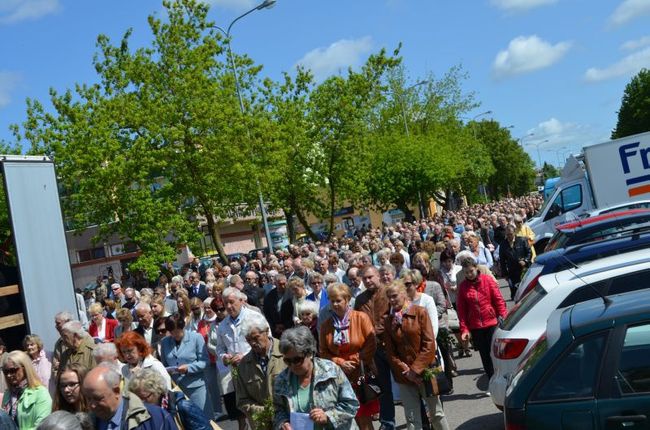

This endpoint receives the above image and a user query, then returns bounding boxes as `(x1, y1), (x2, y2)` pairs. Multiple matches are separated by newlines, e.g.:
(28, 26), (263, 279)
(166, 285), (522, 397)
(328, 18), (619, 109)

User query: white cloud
(525, 118), (602, 154)
(584, 46), (650, 81)
(295, 37), (373, 81)
(492, 35), (571, 79)
(490, 0), (557, 12)
(609, 0), (650, 26)
(0, 72), (22, 108)
(0, 0), (60, 24)
(621, 36), (650, 51)
(200, 0), (256, 12)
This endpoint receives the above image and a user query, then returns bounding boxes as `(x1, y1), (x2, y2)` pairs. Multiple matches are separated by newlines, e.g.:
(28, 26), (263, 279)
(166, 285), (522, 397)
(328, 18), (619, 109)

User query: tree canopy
(612, 68), (650, 139)
(8, 0), (538, 269)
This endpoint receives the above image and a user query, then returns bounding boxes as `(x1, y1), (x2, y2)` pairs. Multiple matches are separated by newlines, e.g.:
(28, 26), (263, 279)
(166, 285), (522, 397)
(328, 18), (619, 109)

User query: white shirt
(214, 307), (254, 394)
(412, 293), (439, 338)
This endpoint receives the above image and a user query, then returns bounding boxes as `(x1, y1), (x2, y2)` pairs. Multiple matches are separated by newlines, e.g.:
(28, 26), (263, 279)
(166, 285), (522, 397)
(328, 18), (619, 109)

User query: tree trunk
(396, 201), (416, 222)
(294, 208), (319, 241)
(203, 205), (227, 262)
(283, 208), (296, 244)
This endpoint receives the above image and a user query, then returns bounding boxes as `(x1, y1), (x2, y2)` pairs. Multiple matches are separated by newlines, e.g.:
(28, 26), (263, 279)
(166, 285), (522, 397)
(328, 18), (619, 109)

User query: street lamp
(554, 146), (568, 168)
(212, 0), (275, 254)
(398, 80), (429, 219)
(517, 132), (534, 146)
(528, 139), (549, 168)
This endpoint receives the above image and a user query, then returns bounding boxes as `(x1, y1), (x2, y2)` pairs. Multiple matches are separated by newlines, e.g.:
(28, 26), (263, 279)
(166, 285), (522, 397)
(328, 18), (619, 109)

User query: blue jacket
(160, 331), (208, 389)
(167, 390), (212, 430)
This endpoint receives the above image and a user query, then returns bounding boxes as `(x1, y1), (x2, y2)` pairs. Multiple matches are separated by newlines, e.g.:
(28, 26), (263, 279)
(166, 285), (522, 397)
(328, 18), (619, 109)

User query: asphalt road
(216, 280), (513, 430)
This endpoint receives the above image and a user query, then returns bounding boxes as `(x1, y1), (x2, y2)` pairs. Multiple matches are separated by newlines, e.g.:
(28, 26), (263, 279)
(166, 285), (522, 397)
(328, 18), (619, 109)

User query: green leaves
(612, 68), (650, 139)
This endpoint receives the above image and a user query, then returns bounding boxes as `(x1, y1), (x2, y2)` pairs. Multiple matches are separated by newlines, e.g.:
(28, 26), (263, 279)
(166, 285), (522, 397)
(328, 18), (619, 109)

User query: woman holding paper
(274, 326), (359, 430)
(159, 313), (212, 418)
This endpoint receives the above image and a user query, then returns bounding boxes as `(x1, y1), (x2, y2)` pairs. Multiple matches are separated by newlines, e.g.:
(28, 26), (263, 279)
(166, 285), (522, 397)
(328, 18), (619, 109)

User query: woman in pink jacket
(456, 258), (507, 378)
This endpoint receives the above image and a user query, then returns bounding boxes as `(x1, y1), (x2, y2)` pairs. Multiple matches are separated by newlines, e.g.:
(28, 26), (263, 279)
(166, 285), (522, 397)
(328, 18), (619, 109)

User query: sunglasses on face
(3, 367), (21, 375)
(283, 355), (306, 366)
(216, 308), (226, 312)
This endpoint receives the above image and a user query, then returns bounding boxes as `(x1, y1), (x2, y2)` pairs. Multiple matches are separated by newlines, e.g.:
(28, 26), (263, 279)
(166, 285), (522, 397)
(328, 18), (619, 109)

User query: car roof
(591, 199), (650, 216)
(539, 247), (650, 290)
(556, 209), (650, 232)
(535, 229), (650, 271)
(568, 288), (650, 337)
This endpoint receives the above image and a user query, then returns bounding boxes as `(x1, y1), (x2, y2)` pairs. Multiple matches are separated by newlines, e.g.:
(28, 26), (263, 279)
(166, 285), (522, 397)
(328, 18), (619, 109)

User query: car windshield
(535, 194), (555, 218)
(501, 284), (547, 331)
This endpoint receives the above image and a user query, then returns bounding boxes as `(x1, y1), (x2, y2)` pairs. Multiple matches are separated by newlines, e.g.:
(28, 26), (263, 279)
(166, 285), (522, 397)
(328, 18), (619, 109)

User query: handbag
(357, 360), (382, 404)
(446, 307), (460, 331)
(423, 349), (452, 397)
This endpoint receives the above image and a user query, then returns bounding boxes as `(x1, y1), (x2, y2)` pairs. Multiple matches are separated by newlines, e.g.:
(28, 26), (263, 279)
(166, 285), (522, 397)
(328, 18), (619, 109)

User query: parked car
(504, 288), (650, 429)
(580, 198), (650, 218)
(489, 248), (650, 409)
(514, 223), (650, 303)
(544, 209), (650, 253)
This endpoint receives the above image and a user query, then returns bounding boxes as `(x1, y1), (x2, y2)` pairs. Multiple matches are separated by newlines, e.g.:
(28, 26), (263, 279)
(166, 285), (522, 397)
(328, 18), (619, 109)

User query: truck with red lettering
(527, 131), (650, 253)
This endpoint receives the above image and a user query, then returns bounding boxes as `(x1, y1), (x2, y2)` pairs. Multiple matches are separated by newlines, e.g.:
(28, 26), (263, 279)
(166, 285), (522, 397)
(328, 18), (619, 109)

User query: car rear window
(502, 284), (547, 331)
(545, 231), (569, 252)
(558, 268), (650, 308)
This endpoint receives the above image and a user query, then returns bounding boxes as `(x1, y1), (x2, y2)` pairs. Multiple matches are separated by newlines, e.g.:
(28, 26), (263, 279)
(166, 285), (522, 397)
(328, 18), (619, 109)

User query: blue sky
(1, 0), (650, 168)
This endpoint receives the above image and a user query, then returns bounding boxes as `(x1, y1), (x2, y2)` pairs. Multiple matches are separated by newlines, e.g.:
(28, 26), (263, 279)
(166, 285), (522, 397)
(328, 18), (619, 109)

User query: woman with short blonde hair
(88, 302), (118, 343)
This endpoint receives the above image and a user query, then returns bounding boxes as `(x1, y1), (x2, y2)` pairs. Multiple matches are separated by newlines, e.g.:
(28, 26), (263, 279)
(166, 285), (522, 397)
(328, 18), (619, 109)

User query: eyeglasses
(283, 355), (306, 366)
(60, 381), (80, 390)
(3, 367), (21, 375)
(216, 308), (226, 312)
(404, 282), (413, 287)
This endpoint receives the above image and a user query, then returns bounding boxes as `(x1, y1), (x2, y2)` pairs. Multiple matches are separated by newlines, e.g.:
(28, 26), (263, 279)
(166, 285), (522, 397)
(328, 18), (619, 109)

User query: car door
(524, 333), (607, 429)
(597, 322), (650, 430)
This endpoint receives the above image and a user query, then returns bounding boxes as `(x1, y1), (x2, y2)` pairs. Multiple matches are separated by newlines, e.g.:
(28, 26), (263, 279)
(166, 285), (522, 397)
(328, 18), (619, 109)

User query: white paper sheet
(290, 412), (314, 430)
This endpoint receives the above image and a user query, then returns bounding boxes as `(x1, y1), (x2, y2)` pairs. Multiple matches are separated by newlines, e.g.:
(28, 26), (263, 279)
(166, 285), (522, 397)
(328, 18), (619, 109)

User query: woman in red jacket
(87, 302), (119, 343)
(456, 258), (507, 378)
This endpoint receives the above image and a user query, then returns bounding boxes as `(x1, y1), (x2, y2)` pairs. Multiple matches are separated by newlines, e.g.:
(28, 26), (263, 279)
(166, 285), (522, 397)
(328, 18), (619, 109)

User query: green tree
(367, 65), (492, 213)
(14, 0), (273, 273)
(471, 120), (536, 198)
(612, 68), (650, 138)
(262, 68), (323, 242)
(541, 162), (560, 181)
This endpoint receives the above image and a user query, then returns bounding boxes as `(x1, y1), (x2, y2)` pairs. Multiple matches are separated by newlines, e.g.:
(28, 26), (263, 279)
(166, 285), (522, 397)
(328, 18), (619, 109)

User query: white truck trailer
(527, 131), (650, 252)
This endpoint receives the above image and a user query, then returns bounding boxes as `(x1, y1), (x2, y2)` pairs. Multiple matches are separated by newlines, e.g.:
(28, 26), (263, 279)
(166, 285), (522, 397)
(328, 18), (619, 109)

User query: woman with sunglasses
(115, 331), (171, 390)
(383, 281), (450, 430)
(52, 363), (87, 413)
(274, 326), (359, 430)
(1, 350), (52, 429)
(319, 283), (377, 430)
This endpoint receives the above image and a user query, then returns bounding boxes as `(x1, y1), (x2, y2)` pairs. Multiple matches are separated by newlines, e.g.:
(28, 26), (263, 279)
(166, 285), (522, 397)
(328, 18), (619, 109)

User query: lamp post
(554, 146), (568, 168)
(517, 132), (534, 146)
(212, 0), (276, 254)
(398, 80), (429, 219)
(533, 139), (549, 168)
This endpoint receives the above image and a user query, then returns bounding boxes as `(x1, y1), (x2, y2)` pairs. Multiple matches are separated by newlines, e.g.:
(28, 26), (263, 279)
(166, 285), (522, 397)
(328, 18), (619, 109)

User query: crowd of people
(0, 194), (544, 430)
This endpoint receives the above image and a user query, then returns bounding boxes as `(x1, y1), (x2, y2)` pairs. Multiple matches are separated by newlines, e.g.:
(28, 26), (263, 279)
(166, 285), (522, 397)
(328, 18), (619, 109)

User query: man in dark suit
(262, 274), (294, 338)
(186, 271), (208, 300)
(134, 303), (162, 350)
(499, 224), (533, 300)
